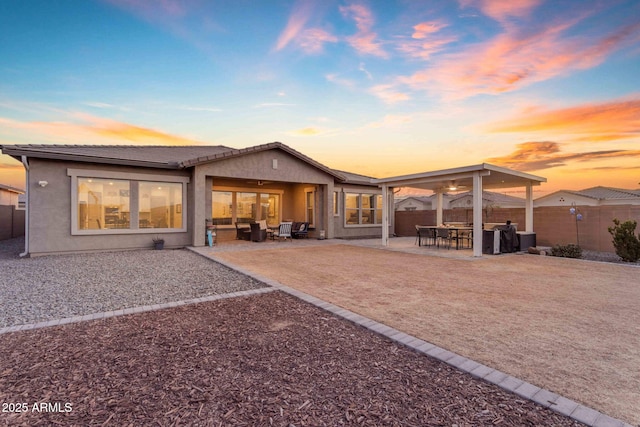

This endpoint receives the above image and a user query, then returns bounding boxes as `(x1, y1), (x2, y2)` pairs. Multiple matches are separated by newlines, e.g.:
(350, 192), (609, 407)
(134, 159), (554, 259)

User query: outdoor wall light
(38, 180), (48, 187)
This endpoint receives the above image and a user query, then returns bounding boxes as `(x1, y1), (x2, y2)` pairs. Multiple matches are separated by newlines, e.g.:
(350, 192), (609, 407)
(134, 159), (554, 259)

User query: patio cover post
(525, 182), (533, 232)
(472, 171), (483, 257)
(381, 184), (389, 246)
(436, 192), (444, 225)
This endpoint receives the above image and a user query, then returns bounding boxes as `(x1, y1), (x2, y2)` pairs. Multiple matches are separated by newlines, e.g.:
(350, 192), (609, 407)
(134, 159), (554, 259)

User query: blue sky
(1, 0), (639, 194)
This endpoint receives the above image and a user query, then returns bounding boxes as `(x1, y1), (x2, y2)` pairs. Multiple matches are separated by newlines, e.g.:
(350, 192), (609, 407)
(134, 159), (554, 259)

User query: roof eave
(181, 141), (348, 181)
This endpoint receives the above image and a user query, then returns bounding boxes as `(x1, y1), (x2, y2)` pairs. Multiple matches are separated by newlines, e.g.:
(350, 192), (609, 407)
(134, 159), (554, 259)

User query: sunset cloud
(369, 84), (410, 104)
(297, 28), (339, 54)
(290, 127), (322, 136)
(487, 98), (640, 139)
(398, 16), (640, 98)
(0, 114), (205, 146)
(486, 141), (640, 172)
(340, 4), (388, 58)
(273, 1), (316, 52)
(459, 0), (542, 23)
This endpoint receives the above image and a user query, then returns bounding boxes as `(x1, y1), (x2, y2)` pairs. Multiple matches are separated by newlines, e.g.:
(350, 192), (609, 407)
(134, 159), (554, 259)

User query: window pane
(306, 191), (314, 225)
(333, 192), (339, 215)
(259, 193), (280, 226)
(78, 178), (130, 230)
(375, 195), (383, 224)
(237, 192), (257, 222)
(362, 195), (374, 209)
(212, 191), (232, 225)
(345, 193), (359, 209)
(139, 182), (182, 229)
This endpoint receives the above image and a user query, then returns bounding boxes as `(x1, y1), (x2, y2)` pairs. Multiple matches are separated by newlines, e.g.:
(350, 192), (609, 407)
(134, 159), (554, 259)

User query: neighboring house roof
(536, 186), (640, 204)
(448, 190), (524, 205)
(0, 183), (25, 194)
(0, 142), (348, 182)
(571, 186), (640, 200)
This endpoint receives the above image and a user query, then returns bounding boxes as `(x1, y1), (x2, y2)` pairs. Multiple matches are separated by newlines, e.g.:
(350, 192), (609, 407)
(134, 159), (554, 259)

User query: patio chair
(235, 222), (251, 240)
(457, 229), (473, 249)
(291, 222), (309, 239)
(250, 221), (268, 242)
(416, 226), (435, 247)
(436, 227), (452, 249)
(272, 221), (293, 241)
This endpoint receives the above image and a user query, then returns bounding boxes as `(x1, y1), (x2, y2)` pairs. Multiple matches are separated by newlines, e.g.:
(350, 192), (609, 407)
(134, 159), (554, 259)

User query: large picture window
(69, 169), (188, 235)
(138, 181), (182, 229)
(78, 178), (130, 230)
(345, 193), (383, 226)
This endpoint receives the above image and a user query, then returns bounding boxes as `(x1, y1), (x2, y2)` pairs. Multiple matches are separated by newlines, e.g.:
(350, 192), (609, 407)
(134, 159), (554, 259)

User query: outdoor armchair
(272, 222), (293, 241)
(291, 222), (309, 239)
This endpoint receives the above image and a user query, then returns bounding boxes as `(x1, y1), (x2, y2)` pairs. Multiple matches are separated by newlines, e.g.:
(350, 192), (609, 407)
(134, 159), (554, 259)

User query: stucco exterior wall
(333, 185), (384, 239)
(26, 158), (192, 256)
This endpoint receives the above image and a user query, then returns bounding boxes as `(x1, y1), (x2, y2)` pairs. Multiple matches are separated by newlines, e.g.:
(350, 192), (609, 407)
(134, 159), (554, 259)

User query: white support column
(381, 184), (389, 246)
(472, 171), (483, 257)
(436, 192), (444, 225)
(525, 182), (534, 232)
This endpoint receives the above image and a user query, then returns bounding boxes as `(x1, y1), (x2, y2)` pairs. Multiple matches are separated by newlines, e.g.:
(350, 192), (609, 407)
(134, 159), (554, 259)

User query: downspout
(19, 155), (29, 257)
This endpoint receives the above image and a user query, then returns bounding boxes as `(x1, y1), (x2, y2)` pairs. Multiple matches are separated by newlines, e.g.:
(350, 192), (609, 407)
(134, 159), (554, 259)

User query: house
(534, 187), (640, 207)
(449, 190), (525, 209)
(395, 196), (432, 211)
(0, 183), (24, 207)
(0, 142), (385, 256)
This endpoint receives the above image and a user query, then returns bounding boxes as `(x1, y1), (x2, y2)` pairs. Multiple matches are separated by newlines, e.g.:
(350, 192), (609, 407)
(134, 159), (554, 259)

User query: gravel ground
(0, 238), (266, 328)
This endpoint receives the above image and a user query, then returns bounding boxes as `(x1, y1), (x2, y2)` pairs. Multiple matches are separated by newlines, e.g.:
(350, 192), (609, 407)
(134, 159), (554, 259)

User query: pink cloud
(399, 18), (640, 98)
(340, 4), (388, 58)
(273, 1), (316, 52)
(459, 0), (541, 23)
(369, 84), (410, 104)
(412, 21), (448, 39)
(297, 28), (339, 54)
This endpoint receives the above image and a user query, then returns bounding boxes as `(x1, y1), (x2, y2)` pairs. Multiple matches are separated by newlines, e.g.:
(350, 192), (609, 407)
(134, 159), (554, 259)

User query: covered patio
(373, 163), (547, 256)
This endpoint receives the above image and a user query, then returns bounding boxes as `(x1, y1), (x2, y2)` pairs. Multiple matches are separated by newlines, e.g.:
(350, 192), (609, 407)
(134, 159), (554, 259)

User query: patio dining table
(417, 225), (473, 250)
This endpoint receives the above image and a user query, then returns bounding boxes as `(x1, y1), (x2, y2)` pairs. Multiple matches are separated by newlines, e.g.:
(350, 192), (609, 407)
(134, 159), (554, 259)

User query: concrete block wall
(0, 205), (25, 240)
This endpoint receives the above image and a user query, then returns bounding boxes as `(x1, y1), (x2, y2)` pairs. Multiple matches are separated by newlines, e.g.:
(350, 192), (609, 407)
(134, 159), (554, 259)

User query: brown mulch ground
(0, 292), (581, 426)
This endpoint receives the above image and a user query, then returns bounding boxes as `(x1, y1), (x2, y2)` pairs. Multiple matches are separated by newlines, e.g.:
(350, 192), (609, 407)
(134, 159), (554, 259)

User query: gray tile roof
(0, 144), (234, 168)
(0, 142), (349, 181)
(575, 186), (640, 200)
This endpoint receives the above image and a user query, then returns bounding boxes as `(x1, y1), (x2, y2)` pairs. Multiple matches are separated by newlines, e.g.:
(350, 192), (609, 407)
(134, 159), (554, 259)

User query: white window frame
(343, 191), (383, 228)
(68, 169), (189, 235)
(305, 188), (316, 228)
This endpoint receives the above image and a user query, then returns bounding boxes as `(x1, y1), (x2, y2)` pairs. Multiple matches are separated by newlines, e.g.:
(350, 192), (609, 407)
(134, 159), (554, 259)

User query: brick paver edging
(0, 287), (275, 336)
(189, 247), (633, 427)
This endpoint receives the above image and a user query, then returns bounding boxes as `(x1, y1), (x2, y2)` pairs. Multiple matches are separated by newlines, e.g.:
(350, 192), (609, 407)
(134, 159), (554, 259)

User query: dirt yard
(216, 244), (640, 425)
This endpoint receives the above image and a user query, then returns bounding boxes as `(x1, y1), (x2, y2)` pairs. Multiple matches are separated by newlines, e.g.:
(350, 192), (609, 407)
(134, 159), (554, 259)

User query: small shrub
(550, 244), (582, 259)
(608, 219), (640, 262)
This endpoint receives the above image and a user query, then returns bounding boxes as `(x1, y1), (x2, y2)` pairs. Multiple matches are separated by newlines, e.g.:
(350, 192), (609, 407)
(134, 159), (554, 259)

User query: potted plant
(152, 236), (165, 250)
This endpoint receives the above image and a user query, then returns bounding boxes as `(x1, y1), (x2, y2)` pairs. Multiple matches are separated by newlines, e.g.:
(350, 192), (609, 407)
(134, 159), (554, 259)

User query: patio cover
(373, 164), (547, 256)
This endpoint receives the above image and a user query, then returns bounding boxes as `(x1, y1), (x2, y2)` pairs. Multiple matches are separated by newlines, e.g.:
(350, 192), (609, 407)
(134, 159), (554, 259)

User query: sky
(1, 0), (639, 196)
